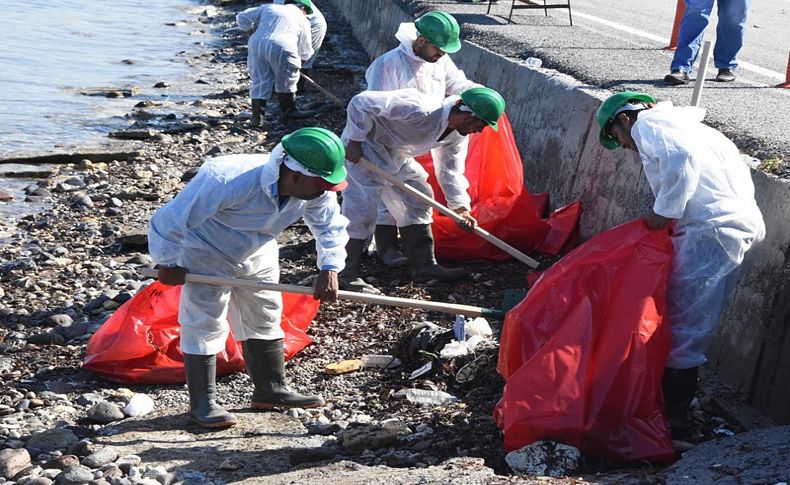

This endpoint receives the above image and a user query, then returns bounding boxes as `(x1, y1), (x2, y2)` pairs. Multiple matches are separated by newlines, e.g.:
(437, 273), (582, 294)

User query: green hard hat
(597, 91), (656, 150)
(460, 87), (506, 132)
(281, 127), (346, 185)
(290, 0), (313, 14)
(415, 11), (461, 54)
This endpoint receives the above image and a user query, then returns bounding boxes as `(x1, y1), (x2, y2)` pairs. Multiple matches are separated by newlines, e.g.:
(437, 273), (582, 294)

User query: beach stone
(45, 314), (73, 327)
(114, 455), (140, 473)
(68, 193), (94, 210)
(26, 429), (79, 455)
(0, 448), (31, 479)
(505, 440), (581, 478)
(87, 403), (124, 424)
(29, 187), (52, 198)
(76, 394), (104, 407)
(43, 455), (79, 470)
(141, 466), (169, 484)
(381, 418), (412, 437)
(99, 465), (122, 481)
(54, 321), (89, 340)
(81, 448), (118, 469)
(341, 425), (399, 454)
(0, 188), (14, 201)
(57, 465), (94, 485)
(26, 332), (65, 346)
(43, 468), (62, 479)
(26, 477), (54, 485)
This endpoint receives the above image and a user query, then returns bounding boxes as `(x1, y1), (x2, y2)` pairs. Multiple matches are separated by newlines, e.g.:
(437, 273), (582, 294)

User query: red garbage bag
(83, 281), (320, 384)
(416, 113), (581, 259)
(494, 220), (676, 463)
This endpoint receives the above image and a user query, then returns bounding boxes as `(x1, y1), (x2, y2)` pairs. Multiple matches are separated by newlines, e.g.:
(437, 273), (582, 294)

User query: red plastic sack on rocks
(494, 220), (676, 463)
(83, 282), (320, 384)
(416, 114), (581, 259)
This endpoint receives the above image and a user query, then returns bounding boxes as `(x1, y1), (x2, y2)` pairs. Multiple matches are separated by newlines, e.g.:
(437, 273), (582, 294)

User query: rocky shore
(0, 1), (782, 484)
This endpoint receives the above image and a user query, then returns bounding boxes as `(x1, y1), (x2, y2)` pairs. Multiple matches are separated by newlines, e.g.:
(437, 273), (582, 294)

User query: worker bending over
(237, 0), (314, 126)
(339, 87), (505, 292)
(365, 10), (482, 267)
(597, 91), (764, 438)
(148, 127), (349, 428)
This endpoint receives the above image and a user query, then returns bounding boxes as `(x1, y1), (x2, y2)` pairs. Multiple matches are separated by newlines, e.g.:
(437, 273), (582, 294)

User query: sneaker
(664, 70), (690, 86)
(716, 68), (736, 82)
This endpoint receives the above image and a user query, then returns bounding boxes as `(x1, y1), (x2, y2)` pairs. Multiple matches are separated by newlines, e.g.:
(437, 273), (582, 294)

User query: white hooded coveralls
(631, 102), (765, 369)
(273, 0), (326, 69)
(148, 144), (348, 355)
(340, 88), (471, 240)
(236, 4), (313, 99)
(365, 22), (480, 225)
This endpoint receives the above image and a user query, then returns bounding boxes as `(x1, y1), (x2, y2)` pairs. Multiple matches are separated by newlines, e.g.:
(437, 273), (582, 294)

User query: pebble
(25, 477), (54, 485)
(87, 402), (124, 424)
(114, 455), (141, 472)
(76, 394), (105, 408)
(25, 428), (79, 454)
(57, 465), (94, 485)
(42, 455), (79, 470)
(0, 448), (31, 480)
(26, 333), (65, 346)
(341, 425), (399, 454)
(505, 440), (581, 478)
(81, 447), (118, 468)
(44, 314), (72, 327)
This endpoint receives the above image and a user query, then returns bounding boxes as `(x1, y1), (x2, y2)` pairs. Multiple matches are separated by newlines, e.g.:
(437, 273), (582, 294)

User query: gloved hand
(158, 266), (186, 286)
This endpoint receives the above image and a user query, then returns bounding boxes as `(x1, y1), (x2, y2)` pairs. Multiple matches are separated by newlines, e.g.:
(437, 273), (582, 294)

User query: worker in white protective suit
(597, 91), (765, 439)
(148, 127), (349, 428)
(274, 0), (326, 92)
(365, 10), (482, 268)
(236, 0), (314, 126)
(339, 87), (506, 292)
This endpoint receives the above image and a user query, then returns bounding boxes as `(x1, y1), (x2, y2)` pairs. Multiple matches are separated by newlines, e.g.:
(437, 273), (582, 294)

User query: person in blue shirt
(148, 127), (348, 428)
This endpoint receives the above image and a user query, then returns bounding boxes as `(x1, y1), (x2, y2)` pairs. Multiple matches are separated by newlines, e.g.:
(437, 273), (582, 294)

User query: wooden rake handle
(139, 268), (504, 318)
(356, 157), (540, 268)
(299, 72), (345, 107)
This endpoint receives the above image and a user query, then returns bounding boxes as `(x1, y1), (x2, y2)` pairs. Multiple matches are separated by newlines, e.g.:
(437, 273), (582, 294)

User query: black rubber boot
(183, 353), (237, 428)
(251, 98), (266, 127)
(375, 225), (408, 268)
(338, 238), (380, 293)
(662, 366), (699, 439)
(276, 92), (297, 121)
(400, 224), (466, 282)
(242, 339), (325, 409)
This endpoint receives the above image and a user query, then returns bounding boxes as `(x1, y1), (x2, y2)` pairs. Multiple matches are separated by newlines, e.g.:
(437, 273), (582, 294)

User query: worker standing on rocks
(597, 91), (765, 439)
(236, 0), (314, 126)
(274, 0), (327, 92)
(338, 87), (505, 292)
(148, 127), (349, 428)
(365, 10), (482, 269)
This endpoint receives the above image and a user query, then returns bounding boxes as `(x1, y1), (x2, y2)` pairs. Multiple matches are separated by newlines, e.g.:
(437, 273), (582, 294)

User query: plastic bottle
(361, 354), (401, 369)
(405, 388), (457, 405)
(525, 57), (543, 69)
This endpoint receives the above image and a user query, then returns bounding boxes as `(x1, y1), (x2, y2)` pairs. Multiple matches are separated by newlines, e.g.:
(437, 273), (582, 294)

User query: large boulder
(0, 448), (31, 479)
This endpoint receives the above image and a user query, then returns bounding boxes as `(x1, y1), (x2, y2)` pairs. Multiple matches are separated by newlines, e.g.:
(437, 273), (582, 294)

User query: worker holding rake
(597, 91), (765, 439)
(148, 127), (349, 428)
(365, 10), (482, 268)
(338, 87), (506, 292)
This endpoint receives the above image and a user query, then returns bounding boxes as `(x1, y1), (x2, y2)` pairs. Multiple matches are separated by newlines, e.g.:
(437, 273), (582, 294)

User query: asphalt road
(418, 0), (790, 165)
(572, 0), (789, 83)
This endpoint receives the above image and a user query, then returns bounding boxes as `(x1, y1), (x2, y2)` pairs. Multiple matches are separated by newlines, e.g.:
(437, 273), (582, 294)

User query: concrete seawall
(324, 0), (790, 423)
